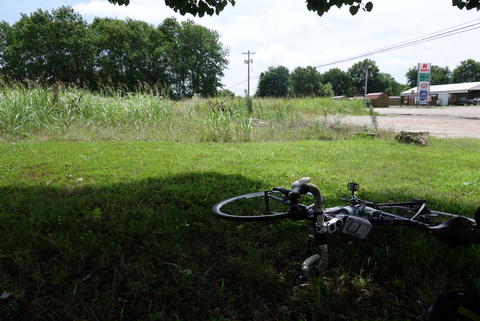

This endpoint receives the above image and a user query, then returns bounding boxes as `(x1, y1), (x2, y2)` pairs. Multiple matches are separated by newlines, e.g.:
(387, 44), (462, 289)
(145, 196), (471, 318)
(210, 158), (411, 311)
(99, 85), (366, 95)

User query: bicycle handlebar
(290, 177), (323, 213)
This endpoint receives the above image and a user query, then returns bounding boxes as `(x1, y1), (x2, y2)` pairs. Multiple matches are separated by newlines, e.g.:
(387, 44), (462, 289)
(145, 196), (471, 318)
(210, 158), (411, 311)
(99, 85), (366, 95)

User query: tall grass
(0, 84), (370, 142)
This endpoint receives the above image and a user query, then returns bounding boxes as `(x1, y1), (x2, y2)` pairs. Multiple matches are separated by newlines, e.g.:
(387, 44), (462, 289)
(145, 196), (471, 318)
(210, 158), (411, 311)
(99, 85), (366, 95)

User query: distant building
(401, 82), (480, 106)
(366, 92), (389, 107)
(389, 96), (401, 106)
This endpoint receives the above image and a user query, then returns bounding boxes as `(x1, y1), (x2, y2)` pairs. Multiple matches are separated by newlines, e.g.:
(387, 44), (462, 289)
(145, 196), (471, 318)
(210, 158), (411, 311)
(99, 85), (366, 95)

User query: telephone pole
(242, 51), (255, 97)
(364, 65), (369, 109)
(364, 65), (378, 133)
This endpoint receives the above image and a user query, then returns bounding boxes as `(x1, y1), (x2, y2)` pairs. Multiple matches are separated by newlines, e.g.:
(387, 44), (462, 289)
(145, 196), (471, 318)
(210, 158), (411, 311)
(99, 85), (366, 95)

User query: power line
(226, 78), (248, 90)
(316, 22), (480, 68)
(315, 19), (480, 69)
(353, 17), (480, 57)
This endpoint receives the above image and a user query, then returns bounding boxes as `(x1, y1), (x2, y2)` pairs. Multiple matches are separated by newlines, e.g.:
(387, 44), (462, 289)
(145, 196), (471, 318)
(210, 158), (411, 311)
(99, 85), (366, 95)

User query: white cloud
(73, 0), (480, 95)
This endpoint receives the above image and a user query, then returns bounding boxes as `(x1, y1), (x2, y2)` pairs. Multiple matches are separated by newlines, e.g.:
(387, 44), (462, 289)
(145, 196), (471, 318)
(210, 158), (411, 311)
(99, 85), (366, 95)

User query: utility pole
(364, 65), (369, 109)
(364, 65), (378, 133)
(242, 51), (255, 97)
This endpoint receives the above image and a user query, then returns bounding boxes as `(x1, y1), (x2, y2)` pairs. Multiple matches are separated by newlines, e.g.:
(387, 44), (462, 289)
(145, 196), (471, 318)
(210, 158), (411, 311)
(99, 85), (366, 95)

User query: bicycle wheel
(375, 203), (476, 226)
(212, 191), (293, 222)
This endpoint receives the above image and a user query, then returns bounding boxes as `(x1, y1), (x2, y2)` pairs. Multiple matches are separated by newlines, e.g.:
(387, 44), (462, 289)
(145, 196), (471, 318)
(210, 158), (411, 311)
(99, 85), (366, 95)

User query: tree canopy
(256, 66), (335, 98)
(405, 65), (452, 87)
(405, 61), (480, 87)
(256, 60), (406, 98)
(0, 6), (228, 98)
(290, 66), (323, 97)
(320, 68), (354, 96)
(347, 59), (379, 94)
(256, 66), (290, 97)
(452, 59), (480, 83)
(107, 0), (479, 17)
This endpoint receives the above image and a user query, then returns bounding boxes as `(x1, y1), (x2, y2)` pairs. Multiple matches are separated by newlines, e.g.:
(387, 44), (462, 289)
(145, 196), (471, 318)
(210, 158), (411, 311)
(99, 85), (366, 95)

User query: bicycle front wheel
(212, 191), (292, 222)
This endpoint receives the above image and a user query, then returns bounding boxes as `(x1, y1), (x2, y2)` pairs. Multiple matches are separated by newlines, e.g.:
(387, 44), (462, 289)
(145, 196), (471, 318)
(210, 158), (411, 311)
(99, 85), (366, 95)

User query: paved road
(340, 106), (480, 139)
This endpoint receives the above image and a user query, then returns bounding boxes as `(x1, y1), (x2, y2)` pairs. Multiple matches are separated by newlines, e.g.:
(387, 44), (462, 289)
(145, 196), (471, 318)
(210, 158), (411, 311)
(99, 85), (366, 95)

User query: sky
(2, 0), (480, 95)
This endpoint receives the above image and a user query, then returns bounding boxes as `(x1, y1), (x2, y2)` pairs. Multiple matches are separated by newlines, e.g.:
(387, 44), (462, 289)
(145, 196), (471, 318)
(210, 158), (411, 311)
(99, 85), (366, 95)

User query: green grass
(1, 138), (480, 320)
(0, 85), (370, 142)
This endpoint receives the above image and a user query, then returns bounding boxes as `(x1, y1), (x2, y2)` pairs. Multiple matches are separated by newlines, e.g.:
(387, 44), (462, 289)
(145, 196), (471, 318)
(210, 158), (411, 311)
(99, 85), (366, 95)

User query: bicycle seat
(426, 216), (476, 247)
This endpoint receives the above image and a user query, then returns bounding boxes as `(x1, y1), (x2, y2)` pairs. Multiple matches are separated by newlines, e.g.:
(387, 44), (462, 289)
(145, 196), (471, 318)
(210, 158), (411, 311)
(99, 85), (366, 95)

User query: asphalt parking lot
(342, 106), (480, 139)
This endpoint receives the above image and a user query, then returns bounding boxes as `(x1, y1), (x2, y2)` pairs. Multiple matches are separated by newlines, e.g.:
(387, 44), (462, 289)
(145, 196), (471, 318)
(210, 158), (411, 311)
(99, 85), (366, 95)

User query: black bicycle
(212, 177), (480, 277)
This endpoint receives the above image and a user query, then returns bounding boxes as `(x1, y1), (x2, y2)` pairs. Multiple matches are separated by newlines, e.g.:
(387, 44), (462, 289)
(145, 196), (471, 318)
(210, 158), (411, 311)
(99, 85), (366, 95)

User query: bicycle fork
(300, 209), (373, 280)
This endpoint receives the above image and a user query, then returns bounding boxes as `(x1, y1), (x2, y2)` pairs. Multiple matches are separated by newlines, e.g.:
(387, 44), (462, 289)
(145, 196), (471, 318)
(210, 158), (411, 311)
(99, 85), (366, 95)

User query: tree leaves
(1, 8), (228, 98)
(257, 66), (290, 97)
(349, 5), (359, 15)
(452, 0), (480, 10)
(452, 59), (480, 83)
(105, 0), (479, 17)
(365, 2), (374, 12)
(108, 0), (238, 16)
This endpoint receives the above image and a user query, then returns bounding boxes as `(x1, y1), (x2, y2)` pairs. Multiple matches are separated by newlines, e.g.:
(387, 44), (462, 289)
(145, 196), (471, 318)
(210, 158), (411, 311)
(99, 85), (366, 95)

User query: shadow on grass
(1, 173), (479, 321)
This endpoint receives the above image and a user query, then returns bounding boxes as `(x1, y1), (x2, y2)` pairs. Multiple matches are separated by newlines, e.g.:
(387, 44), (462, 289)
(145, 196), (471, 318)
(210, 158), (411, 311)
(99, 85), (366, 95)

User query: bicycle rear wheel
(212, 191), (292, 222)
(375, 204), (476, 226)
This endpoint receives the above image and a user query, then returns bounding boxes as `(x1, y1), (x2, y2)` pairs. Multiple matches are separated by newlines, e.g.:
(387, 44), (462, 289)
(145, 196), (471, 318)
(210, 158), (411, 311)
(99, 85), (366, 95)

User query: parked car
(456, 97), (478, 106)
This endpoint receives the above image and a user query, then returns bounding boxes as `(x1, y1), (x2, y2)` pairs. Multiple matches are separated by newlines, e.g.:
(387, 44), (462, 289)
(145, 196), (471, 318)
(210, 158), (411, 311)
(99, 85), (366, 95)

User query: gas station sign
(417, 63), (431, 105)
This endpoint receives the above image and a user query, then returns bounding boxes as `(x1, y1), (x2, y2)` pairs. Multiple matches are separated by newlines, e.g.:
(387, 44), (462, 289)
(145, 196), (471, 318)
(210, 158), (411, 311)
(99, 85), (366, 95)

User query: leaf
(349, 5), (360, 15)
(365, 2), (374, 11)
(466, 0), (480, 9)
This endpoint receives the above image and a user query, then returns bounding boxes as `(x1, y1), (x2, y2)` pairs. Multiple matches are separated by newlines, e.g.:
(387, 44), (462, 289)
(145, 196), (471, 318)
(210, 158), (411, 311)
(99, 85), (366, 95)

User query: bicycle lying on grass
(212, 178), (480, 278)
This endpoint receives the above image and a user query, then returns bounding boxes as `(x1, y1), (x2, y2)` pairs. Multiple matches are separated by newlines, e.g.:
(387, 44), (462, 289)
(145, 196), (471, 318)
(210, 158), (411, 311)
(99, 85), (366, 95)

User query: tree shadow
(1, 174), (479, 321)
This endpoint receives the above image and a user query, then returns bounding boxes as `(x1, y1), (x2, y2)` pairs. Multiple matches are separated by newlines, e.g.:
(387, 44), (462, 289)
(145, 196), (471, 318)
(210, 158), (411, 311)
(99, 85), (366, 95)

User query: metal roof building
(401, 82), (480, 105)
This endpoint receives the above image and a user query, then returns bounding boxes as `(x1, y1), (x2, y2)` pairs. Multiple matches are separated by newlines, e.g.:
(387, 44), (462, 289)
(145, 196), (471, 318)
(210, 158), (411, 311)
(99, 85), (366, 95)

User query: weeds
(0, 84), (370, 142)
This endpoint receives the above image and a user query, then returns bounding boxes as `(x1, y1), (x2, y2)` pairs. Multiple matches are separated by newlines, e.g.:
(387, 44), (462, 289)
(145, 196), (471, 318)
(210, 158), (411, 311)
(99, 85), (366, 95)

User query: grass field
(1, 138), (480, 320)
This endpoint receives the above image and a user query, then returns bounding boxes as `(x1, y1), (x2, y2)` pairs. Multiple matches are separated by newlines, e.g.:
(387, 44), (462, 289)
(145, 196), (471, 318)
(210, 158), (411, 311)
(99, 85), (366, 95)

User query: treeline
(256, 59), (405, 98)
(405, 59), (480, 87)
(0, 6), (228, 98)
(257, 58), (480, 98)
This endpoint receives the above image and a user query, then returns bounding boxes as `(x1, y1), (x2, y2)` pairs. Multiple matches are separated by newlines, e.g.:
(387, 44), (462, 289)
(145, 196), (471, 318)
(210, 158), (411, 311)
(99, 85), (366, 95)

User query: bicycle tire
(212, 191), (292, 222)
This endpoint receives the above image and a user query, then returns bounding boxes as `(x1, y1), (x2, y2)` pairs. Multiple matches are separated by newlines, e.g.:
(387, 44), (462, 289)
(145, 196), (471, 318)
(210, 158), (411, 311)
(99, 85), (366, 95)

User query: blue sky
(2, 0), (82, 23)
(2, 0), (480, 95)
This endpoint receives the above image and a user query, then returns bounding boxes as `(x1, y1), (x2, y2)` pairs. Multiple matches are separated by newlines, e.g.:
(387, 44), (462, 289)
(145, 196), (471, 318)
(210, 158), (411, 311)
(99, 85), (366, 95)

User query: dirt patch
(337, 106), (480, 139)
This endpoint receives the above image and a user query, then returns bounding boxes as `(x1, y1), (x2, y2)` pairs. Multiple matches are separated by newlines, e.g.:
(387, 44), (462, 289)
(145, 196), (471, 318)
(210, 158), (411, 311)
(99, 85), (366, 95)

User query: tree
(216, 89), (235, 98)
(452, 59), (480, 83)
(405, 65), (451, 87)
(0, 21), (8, 73)
(320, 68), (354, 96)
(160, 18), (228, 97)
(348, 59), (380, 95)
(2, 7), (94, 85)
(91, 18), (168, 90)
(107, 0), (479, 17)
(318, 82), (334, 97)
(431, 66), (452, 85)
(289, 66), (322, 97)
(1, 6), (229, 97)
(377, 73), (405, 96)
(256, 66), (290, 97)
(348, 59), (405, 95)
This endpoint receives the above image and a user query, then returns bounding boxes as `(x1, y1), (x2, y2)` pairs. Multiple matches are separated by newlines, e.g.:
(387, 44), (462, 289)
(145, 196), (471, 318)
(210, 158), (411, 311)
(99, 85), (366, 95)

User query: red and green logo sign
(417, 63), (431, 105)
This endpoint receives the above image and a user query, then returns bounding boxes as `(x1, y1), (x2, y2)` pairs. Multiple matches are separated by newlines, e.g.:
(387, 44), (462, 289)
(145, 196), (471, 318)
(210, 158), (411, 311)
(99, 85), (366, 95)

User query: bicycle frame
(212, 178), (480, 278)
